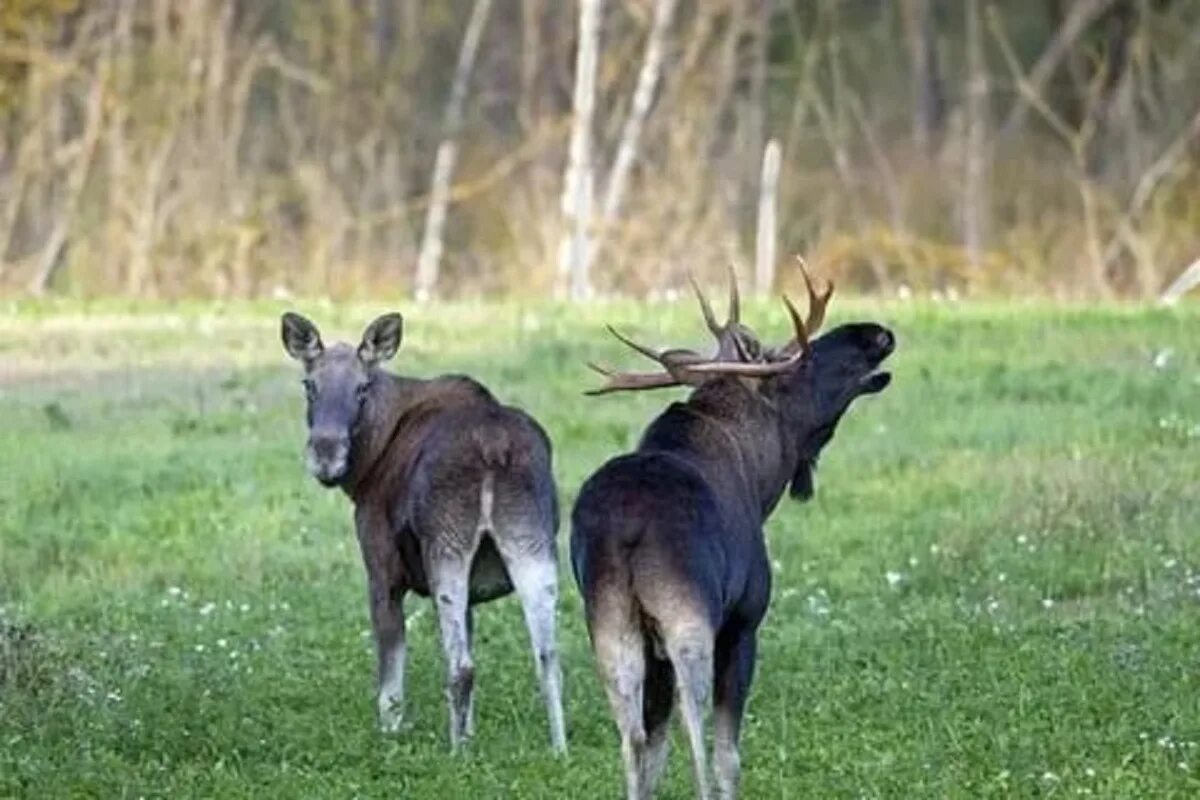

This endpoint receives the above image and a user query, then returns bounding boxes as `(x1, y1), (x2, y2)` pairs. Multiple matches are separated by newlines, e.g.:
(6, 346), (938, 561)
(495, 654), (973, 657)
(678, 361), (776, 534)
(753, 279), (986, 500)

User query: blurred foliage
(0, 1), (1197, 299)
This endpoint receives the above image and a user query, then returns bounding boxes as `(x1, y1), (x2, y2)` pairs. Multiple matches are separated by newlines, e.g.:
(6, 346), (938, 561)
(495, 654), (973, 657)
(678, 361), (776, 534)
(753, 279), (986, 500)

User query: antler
(589, 292), (806, 391)
(797, 256), (833, 335)
(725, 263), (741, 325)
(584, 362), (688, 395)
(603, 325), (711, 381)
(670, 346), (806, 377)
(779, 256), (834, 357)
(586, 259), (835, 395)
(688, 265), (765, 362)
(688, 272), (722, 337)
(687, 264), (741, 338)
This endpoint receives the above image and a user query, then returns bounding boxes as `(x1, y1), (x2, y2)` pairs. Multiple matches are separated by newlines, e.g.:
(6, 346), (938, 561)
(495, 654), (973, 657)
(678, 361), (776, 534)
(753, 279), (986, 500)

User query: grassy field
(1, 297), (1198, 798)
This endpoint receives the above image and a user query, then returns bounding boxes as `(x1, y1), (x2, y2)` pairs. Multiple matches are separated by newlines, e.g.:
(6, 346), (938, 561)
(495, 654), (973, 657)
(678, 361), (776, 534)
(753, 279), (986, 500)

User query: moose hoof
(378, 702), (405, 734)
(378, 714), (405, 734)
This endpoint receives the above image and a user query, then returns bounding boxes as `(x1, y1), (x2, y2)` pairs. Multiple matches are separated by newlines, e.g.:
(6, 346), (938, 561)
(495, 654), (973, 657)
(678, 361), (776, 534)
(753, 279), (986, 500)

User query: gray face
(299, 344), (371, 484)
(281, 312), (403, 487)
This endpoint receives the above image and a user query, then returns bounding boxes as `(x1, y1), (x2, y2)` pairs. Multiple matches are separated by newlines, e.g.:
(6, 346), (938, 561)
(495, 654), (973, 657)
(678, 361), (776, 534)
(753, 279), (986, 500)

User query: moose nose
(874, 328), (895, 356)
(308, 430), (349, 461)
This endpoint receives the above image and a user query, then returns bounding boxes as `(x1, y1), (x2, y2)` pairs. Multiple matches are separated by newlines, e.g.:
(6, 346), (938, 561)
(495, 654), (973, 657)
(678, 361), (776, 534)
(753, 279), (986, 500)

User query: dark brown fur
(282, 312), (565, 752)
(572, 321), (895, 799)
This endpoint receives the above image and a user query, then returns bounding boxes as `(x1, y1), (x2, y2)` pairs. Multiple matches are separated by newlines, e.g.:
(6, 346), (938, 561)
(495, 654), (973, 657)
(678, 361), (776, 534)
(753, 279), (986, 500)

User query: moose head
(280, 312), (403, 486)
(588, 258), (894, 500)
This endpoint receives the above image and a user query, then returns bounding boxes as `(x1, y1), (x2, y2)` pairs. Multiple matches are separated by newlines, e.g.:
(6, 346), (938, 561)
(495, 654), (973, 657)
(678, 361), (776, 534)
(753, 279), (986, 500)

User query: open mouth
(859, 330), (895, 393)
(859, 370), (892, 393)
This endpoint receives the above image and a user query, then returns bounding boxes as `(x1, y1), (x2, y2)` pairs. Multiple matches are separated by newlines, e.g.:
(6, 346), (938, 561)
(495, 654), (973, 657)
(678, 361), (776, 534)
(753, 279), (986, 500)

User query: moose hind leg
(495, 536), (566, 753)
(591, 592), (649, 799)
(429, 553), (477, 750)
(713, 628), (757, 800)
(664, 623), (714, 800)
(639, 648), (676, 799)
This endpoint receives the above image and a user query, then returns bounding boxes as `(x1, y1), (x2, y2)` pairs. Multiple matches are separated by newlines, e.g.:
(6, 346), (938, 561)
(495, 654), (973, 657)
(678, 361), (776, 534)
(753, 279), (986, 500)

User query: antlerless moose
(281, 312), (566, 753)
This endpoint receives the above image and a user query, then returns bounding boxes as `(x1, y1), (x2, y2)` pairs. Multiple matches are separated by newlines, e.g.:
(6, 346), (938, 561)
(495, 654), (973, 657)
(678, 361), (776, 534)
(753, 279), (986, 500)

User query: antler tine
(678, 347), (805, 377)
(795, 255), (834, 336)
(726, 263), (741, 325)
(781, 293), (811, 356)
(606, 324), (667, 366)
(687, 271), (723, 337)
(584, 362), (684, 395)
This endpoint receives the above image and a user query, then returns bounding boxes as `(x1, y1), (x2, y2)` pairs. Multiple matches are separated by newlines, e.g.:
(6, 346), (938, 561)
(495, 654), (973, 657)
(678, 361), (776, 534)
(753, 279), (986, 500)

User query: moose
(571, 263), (894, 798)
(280, 311), (566, 753)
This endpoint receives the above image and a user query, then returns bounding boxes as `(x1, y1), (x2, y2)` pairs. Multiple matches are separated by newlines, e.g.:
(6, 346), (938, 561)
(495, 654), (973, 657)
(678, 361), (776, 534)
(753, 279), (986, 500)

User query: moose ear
(281, 312), (324, 362)
(358, 312), (403, 365)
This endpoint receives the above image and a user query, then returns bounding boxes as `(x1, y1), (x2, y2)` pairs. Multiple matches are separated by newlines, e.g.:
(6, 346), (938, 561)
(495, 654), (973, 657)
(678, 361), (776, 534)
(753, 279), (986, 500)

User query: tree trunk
(1159, 258), (1200, 306)
(589, 0), (677, 272)
(754, 138), (781, 295)
(1000, 0), (1118, 136)
(901, 0), (944, 156)
(962, 0), (989, 269)
(31, 61), (107, 295)
(557, 0), (602, 301)
(414, 0), (494, 302)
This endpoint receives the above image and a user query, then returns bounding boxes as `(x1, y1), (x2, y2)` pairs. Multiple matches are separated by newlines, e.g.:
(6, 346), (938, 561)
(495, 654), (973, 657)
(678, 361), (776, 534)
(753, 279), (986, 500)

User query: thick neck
(340, 372), (423, 501)
(339, 372), (494, 503)
(639, 379), (798, 523)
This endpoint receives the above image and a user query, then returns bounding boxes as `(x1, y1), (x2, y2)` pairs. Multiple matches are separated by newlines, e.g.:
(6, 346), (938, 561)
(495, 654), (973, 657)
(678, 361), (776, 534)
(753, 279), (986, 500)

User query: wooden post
(755, 139), (781, 296)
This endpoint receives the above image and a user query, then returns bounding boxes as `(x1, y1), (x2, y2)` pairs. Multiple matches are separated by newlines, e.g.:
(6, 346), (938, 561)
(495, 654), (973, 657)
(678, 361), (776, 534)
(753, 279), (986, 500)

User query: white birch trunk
(1160, 259), (1200, 306)
(962, 0), (988, 270)
(557, 0), (603, 301)
(754, 138), (781, 296)
(414, 0), (494, 303)
(31, 63), (107, 295)
(589, 0), (677, 274)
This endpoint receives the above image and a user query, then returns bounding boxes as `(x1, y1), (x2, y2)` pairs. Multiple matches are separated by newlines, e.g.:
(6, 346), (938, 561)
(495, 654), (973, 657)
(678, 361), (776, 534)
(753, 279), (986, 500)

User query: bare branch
(1000, 0), (1119, 136)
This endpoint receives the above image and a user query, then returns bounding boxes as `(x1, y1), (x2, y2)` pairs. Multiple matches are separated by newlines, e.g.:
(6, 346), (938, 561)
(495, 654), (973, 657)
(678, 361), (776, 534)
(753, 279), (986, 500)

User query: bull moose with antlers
(572, 262), (895, 799)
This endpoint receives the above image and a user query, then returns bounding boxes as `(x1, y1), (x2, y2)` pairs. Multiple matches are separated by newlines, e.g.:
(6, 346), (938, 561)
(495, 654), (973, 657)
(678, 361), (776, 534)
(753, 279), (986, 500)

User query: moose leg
(494, 537), (567, 754)
(712, 627), (757, 800)
(639, 647), (676, 799)
(429, 551), (477, 750)
(371, 583), (407, 733)
(663, 623), (714, 800)
(591, 595), (648, 799)
(463, 604), (476, 737)
(355, 510), (408, 733)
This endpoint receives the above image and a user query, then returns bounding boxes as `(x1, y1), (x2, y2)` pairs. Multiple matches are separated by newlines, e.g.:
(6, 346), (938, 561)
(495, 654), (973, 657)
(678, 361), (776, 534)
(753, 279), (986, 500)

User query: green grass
(1, 297), (1199, 798)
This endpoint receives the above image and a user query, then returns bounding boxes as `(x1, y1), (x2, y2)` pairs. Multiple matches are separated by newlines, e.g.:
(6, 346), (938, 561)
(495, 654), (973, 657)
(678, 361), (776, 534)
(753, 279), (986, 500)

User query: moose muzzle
(307, 428), (351, 485)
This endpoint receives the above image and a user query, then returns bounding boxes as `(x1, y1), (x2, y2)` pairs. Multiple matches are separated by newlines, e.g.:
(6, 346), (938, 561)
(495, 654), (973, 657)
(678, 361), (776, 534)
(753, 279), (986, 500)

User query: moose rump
(572, 448), (769, 800)
(400, 405), (556, 606)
